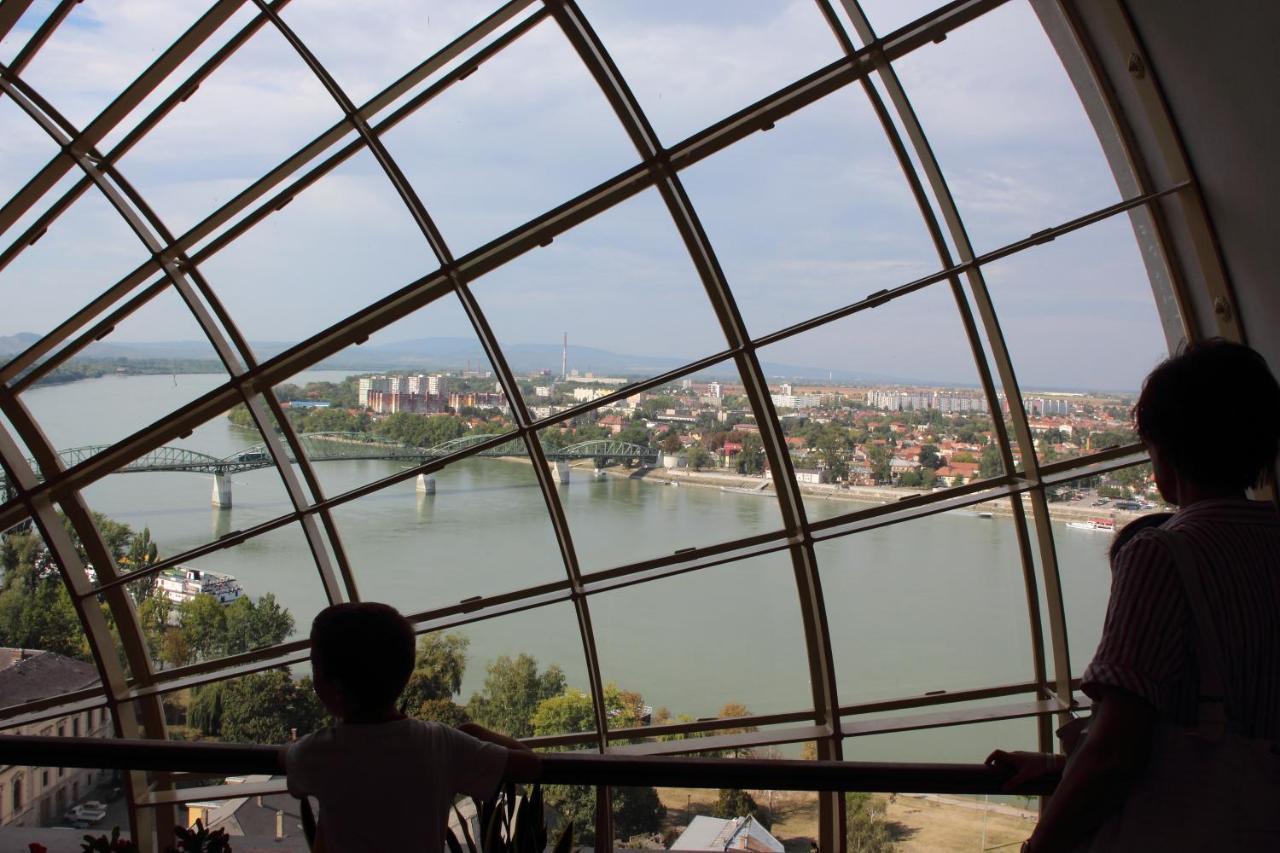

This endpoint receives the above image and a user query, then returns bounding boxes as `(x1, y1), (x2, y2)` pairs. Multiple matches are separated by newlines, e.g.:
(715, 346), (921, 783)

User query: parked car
(65, 802), (108, 826)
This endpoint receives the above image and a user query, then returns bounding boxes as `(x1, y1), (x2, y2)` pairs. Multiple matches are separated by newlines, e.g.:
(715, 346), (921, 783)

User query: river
(15, 372), (1118, 763)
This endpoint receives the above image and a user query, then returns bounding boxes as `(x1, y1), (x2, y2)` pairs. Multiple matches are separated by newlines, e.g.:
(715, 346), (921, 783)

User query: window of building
(12, 776), (22, 813)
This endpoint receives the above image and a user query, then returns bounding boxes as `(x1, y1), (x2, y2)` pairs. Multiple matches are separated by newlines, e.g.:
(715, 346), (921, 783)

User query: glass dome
(0, 1), (1190, 848)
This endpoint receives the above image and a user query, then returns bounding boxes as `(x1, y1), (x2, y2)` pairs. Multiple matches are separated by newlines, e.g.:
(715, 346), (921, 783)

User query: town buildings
(0, 649), (111, 828)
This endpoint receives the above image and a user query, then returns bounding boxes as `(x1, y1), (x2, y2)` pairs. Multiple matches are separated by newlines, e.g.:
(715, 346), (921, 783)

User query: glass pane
(267, 290), (512, 502)
(194, 144), (437, 352)
(113, 20), (347, 238)
(20, 285), (230, 464)
(131, 520), (327, 669)
(546, 362), (786, 573)
(979, 215), (1165, 465)
(76, 399), (296, 594)
(0, 95), (60, 204)
(891, 0), (1124, 253)
(280, 1), (508, 107)
(470, 187), (728, 410)
(379, 18), (637, 256)
(0, 520), (94, 666)
(0, 706), (123, 840)
(15, 3), (203, 130)
(0, 183), (156, 341)
(843, 717), (1040, 851)
(1046, 464), (1168, 676)
(591, 551), (811, 725)
(0, 0), (49, 64)
(451, 603), (593, 740)
(581, 0), (843, 145)
(168, 667), (329, 747)
(755, 281), (1000, 518)
(817, 502), (1035, 705)
(333, 440), (565, 617)
(683, 83), (938, 338)
(95, 5), (263, 155)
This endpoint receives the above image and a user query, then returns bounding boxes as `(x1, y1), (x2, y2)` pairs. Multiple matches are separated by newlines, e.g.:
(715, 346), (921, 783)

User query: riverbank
(592, 463), (1159, 526)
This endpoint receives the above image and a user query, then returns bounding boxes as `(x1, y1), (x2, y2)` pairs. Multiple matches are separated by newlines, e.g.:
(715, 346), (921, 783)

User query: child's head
(1133, 339), (1280, 502)
(1109, 512), (1174, 563)
(309, 602), (415, 720)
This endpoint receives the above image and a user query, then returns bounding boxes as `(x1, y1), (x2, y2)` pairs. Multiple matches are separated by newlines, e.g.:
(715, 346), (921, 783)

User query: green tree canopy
(467, 653), (566, 738)
(979, 443), (1004, 479)
(713, 788), (770, 829)
(401, 632), (470, 711)
(223, 593), (295, 656)
(220, 670), (328, 744)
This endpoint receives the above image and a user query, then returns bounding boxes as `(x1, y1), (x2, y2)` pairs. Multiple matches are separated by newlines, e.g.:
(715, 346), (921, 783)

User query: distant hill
(0, 332), (966, 387)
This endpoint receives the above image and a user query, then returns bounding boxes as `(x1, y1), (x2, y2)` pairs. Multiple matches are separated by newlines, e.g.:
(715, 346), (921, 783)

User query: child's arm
(458, 722), (541, 782)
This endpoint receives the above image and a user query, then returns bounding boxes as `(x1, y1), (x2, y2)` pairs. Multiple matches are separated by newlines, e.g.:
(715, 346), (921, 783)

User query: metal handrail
(0, 733), (1058, 796)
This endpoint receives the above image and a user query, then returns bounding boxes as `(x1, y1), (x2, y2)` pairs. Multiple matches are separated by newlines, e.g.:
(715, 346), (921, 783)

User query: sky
(0, 0), (1172, 392)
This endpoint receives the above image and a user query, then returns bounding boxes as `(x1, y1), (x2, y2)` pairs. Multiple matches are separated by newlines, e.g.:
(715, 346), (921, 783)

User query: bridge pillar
(211, 474), (232, 508)
(415, 473), (437, 495)
(551, 460), (571, 484)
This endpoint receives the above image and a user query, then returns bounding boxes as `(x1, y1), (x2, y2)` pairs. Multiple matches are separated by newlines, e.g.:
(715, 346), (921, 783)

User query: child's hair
(310, 602), (416, 716)
(1133, 339), (1280, 491)
(1109, 512), (1174, 562)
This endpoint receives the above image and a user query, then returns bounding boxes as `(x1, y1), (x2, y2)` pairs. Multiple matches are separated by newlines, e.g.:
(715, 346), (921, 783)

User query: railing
(0, 733), (1059, 795)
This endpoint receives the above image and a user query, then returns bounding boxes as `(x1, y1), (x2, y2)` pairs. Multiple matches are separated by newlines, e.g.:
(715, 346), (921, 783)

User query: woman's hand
(985, 750), (1063, 793)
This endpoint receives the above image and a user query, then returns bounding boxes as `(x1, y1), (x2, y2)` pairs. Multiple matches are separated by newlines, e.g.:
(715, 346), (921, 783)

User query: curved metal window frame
(0, 0), (1236, 848)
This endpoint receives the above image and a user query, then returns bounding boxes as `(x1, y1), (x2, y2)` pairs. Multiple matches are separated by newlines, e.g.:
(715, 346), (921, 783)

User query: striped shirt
(1081, 498), (1280, 739)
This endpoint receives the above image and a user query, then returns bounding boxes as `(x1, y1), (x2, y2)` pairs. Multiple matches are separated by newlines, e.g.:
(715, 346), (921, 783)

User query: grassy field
(653, 787), (1036, 852)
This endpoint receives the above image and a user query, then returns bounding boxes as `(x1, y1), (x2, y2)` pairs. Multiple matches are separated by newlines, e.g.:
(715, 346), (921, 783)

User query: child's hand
(985, 750), (1061, 793)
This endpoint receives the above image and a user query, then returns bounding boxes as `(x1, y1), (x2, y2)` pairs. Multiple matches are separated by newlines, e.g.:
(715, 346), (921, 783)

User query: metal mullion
(808, 479), (1023, 540)
(8, 277), (168, 395)
(176, 6), (546, 263)
(578, 531), (793, 592)
(0, 1), (36, 56)
(843, 4), (1073, 734)
(608, 724), (830, 758)
(1033, 1), (1189, 351)
(0, 73), (253, 398)
(4, 0), (74, 76)
(0, 692), (108, 732)
(820, 1), (1053, 775)
(547, 4), (840, 846)
(0, 0), (245, 236)
(0, 1), (287, 278)
(2, 383), (170, 837)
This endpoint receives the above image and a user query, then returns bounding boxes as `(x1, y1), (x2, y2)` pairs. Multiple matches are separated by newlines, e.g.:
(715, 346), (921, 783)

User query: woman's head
(1133, 339), (1280, 500)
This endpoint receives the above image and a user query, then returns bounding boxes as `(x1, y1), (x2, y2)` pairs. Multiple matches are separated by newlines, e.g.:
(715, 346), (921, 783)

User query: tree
(532, 685), (664, 844)
(814, 425), (853, 482)
(401, 632), (470, 710)
(737, 433), (765, 475)
(866, 445), (891, 484)
(189, 681), (225, 736)
(179, 594), (228, 660)
(918, 444), (943, 470)
(659, 431), (683, 454)
(220, 670), (327, 744)
(137, 595), (170, 661)
(979, 443), (1004, 479)
(412, 698), (470, 727)
(467, 653), (566, 738)
(223, 593), (294, 656)
(686, 445), (711, 471)
(846, 792), (896, 853)
(159, 629), (191, 669)
(713, 788), (770, 829)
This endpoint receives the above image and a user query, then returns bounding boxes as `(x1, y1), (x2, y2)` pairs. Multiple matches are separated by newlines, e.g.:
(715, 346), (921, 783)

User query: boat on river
(1066, 517), (1115, 532)
(156, 566), (244, 605)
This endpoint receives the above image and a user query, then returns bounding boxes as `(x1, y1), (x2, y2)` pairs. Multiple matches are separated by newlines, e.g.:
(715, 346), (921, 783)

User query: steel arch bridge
(0, 433), (659, 498)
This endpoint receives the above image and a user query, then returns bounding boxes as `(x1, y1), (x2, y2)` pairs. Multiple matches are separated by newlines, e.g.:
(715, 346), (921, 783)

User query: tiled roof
(0, 647), (99, 706)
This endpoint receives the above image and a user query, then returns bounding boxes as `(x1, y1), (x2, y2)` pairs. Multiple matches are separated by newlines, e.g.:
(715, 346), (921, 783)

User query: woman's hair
(310, 602), (416, 715)
(1133, 339), (1280, 491)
